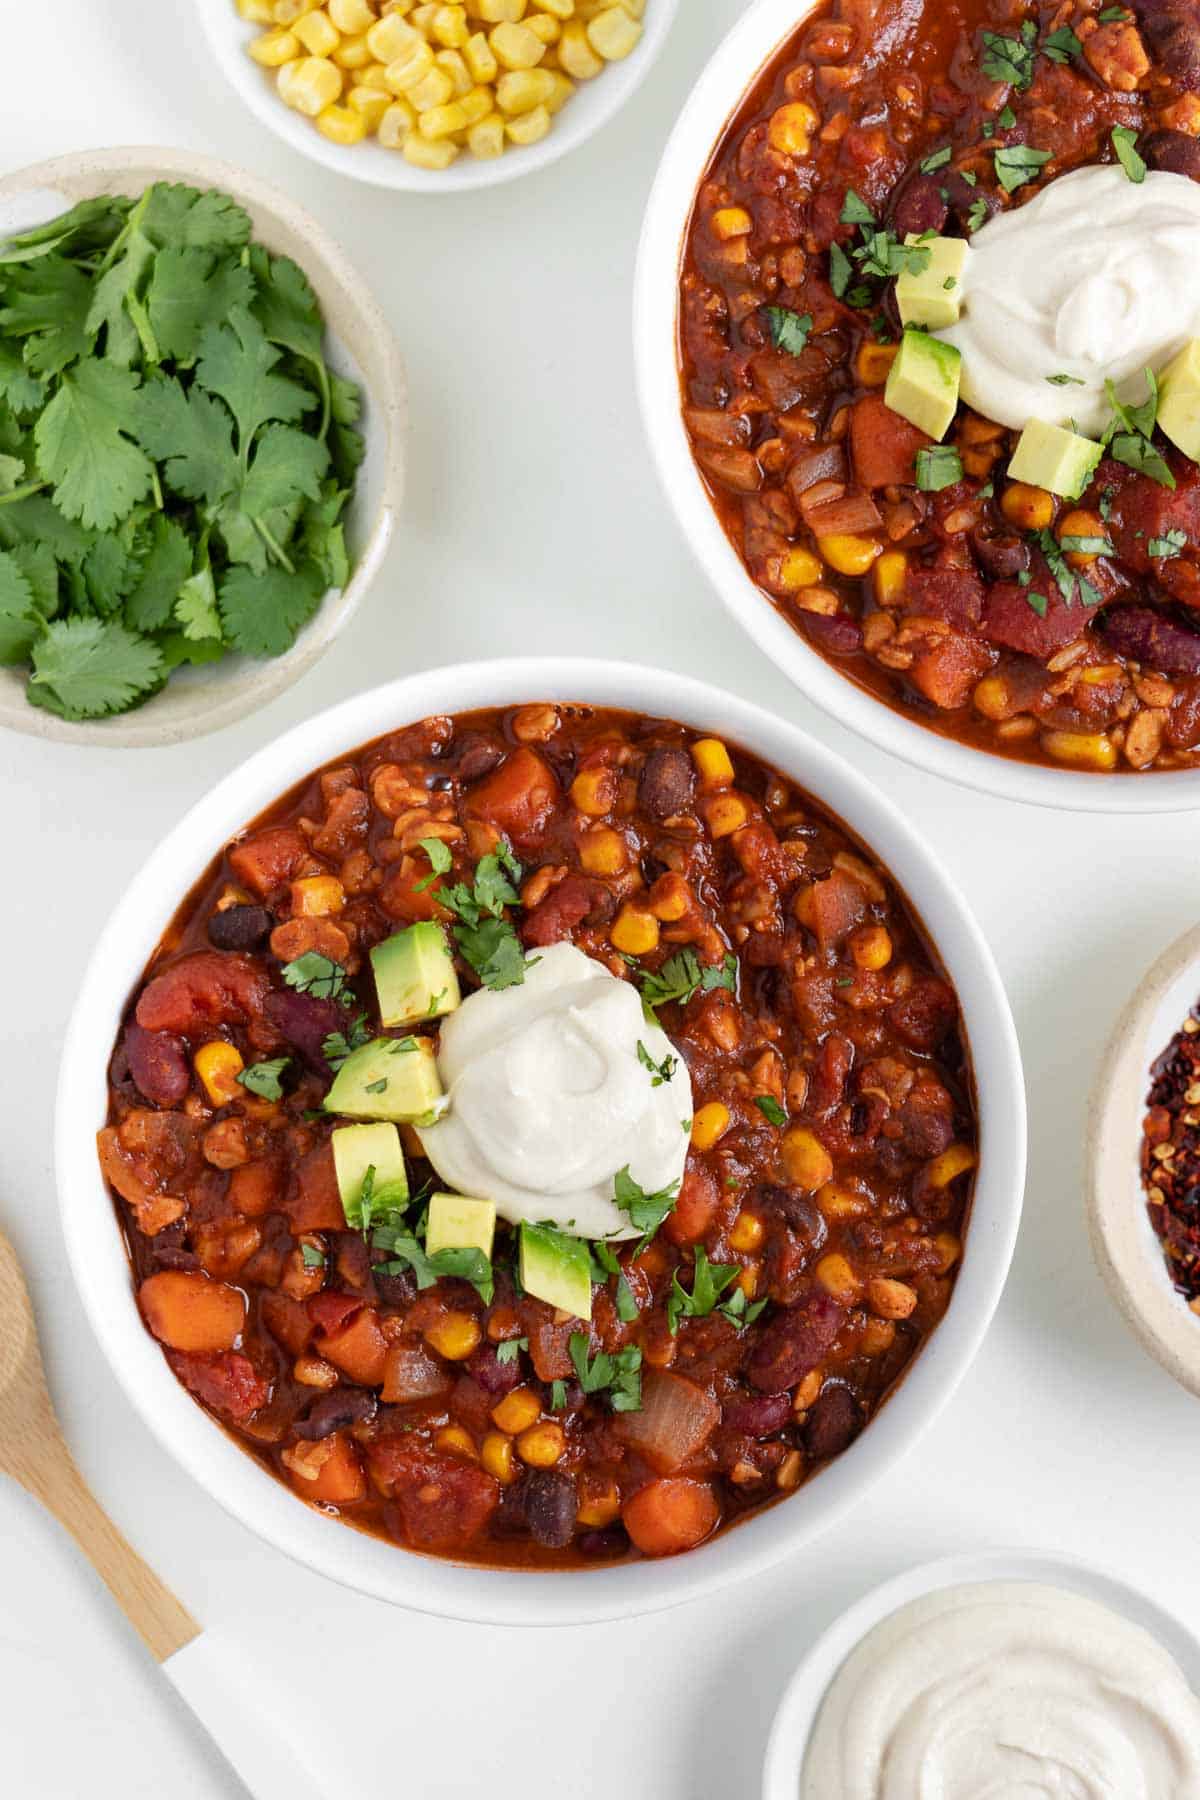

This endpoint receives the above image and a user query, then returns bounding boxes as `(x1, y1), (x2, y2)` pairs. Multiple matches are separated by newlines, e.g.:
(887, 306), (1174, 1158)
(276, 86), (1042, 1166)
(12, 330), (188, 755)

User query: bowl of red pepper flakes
(1090, 921), (1200, 1399)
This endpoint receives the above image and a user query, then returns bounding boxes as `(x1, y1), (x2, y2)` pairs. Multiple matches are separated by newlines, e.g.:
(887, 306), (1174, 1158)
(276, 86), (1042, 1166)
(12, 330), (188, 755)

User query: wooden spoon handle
(18, 1441), (198, 1663)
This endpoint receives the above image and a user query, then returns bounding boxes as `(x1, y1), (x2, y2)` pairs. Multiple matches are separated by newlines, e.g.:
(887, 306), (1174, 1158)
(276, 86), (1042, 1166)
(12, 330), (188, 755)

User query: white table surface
(3, 2), (1199, 1792)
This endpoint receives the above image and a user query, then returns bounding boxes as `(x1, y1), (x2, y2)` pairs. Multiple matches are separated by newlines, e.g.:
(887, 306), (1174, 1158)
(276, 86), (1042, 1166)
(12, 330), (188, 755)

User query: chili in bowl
(636, 0), (1200, 811)
(58, 660), (1024, 1625)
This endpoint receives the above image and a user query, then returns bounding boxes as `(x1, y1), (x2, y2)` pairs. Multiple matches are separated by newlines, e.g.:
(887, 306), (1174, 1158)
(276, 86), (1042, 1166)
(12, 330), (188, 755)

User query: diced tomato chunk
(166, 1349), (269, 1424)
(307, 1290), (365, 1336)
(370, 1440), (500, 1549)
(664, 1164), (720, 1247)
(805, 868), (867, 953)
(135, 953), (269, 1037)
(903, 567), (984, 628)
(982, 576), (1103, 659)
(850, 394), (930, 490)
(464, 747), (559, 850)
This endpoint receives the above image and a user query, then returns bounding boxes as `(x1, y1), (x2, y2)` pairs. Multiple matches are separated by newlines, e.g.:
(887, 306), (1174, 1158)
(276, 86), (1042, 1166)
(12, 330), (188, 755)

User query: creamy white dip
(416, 942), (693, 1240)
(802, 1581), (1200, 1799)
(939, 164), (1200, 436)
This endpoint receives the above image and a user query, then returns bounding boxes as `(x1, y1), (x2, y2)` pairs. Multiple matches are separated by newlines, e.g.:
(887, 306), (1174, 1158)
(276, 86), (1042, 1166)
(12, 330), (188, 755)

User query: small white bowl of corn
(195, 0), (679, 190)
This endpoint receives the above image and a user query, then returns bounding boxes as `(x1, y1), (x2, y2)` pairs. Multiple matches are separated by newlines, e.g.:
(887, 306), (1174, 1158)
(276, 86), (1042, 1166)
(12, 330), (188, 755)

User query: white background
(2, 2), (1199, 1794)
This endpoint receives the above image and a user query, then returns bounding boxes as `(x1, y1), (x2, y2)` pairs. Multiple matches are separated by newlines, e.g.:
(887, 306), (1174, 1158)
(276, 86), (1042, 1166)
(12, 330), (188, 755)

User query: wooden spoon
(0, 1227), (330, 1797)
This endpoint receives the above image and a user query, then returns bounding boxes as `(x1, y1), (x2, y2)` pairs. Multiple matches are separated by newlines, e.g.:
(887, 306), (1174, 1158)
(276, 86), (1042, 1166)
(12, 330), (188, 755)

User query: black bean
(638, 749), (696, 821)
(455, 734), (506, 784)
(467, 1342), (524, 1395)
(756, 1184), (825, 1247)
(523, 1470), (578, 1548)
(971, 527), (1030, 581)
(207, 904), (273, 952)
(579, 1526), (629, 1558)
(1136, 0), (1200, 91)
(803, 1383), (863, 1462)
(293, 1388), (377, 1442)
(1143, 128), (1200, 179)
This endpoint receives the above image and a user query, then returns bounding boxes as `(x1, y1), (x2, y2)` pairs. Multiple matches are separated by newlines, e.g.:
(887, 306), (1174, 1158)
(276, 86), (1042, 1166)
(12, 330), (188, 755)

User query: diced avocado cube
(884, 328), (961, 442)
(371, 922), (461, 1030)
(426, 1192), (496, 1260)
(519, 1221), (592, 1322)
(1007, 418), (1103, 501)
(1158, 339), (1200, 464)
(324, 1036), (445, 1126)
(895, 234), (970, 330)
(331, 1121), (409, 1228)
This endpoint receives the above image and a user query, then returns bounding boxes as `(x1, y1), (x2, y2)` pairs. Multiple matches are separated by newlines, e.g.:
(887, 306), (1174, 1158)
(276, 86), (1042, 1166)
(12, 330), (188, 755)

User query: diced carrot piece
(622, 1478), (721, 1557)
(664, 1164), (720, 1247)
(317, 1307), (389, 1386)
(286, 1143), (346, 1232)
(850, 393), (930, 490)
(227, 826), (309, 897)
(464, 747), (559, 851)
(288, 1431), (367, 1505)
(139, 1270), (246, 1353)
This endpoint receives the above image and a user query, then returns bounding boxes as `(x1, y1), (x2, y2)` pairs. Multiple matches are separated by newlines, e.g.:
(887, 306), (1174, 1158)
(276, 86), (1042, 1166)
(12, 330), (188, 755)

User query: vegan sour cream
(940, 163), (1200, 437)
(416, 942), (693, 1240)
(802, 1581), (1200, 1799)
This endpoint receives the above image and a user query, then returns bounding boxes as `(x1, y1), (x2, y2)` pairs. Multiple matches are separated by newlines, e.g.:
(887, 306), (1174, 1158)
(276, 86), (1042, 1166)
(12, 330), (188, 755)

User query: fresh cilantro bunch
(0, 182), (363, 720)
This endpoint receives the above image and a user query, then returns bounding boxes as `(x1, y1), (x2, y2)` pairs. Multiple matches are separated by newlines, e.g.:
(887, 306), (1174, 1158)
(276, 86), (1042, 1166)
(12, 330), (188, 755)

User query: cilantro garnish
(717, 1286), (769, 1329)
(549, 1380), (568, 1411)
(371, 1221), (494, 1304)
(281, 950), (348, 1001)
(236, 1055), (291, 1100)
(665, 1247), (741, 1334)
(839, 189), (875, 225)
(1098, 4), (1129, 16)
(1102, 370), (1175, 489)
(434, 841), (528, 991)
(829, 241), (853, 299)
(1059, 532), (1114, 557)
(322, 1012), (372, 1068)
(915, 445), (963, 492)
(1111, 125), (1146, 185)
(1150, 529), (1188, 559)
(614, 1165), (680, 1247)
(703, 952), (739, 995)
(568, 1333), (643, 1413)
(1030, 529), (1103, 610)
(1046, 372), (1085, 387)
(980, 21), (1037, 87)
(635, 947), (735, 1019)
(764, 306), (813, 355)
(347, 1164), (411, 1235)
(919, 146), (952, 174)
(637, 1040), (678, 1088)
(1041, 25), (1083, 63)
(591, 1240), (639, 1322)
(496, 1336), (528, 1365)
(994, 144), (1052, 194)
(754, 1094), (788, 1128)
(966, 199), (990, 233)
(0, 182), (361, 720)
(413, 836), (453, 893)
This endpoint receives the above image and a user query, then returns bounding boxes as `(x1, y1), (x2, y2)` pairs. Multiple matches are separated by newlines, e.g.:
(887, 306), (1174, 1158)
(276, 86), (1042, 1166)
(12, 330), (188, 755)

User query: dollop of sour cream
(802, 1582), (1200, 1800)
(416, 942), (693, 1241)
(940, 164), (1200, 437)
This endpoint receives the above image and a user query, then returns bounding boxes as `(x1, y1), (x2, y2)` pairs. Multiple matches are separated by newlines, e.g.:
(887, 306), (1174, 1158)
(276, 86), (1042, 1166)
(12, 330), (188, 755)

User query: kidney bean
(523, 1470), (579, 1549)
(1135, 0), (1200, 90)
(638, 749), (695, 821)
(294, 1388), (377, 1442)
(721, 1391), (792, 1435)
(264, 989), (347, 1071)
(746, 1288), (845, 1392)
(467, 1341), (524, 1395)
(803, 1383), (863, 1461)
(207, 905), (273, 952)
(1100, 604), (1200, 675)
(796, 612), (864, 657)
(124, 1022), (190, 1106)
(890, 173), (949, 236)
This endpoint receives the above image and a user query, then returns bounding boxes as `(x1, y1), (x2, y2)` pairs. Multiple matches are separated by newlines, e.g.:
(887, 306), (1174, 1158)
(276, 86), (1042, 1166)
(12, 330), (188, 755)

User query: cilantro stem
(255, 517), (296, 574)
(0, 479), (49, 506)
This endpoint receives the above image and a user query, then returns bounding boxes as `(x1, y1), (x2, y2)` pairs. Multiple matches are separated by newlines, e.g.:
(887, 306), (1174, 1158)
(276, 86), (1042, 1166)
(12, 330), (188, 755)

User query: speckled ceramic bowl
(1088, 922), (1200, 1397)
(0, 147), (406, 748)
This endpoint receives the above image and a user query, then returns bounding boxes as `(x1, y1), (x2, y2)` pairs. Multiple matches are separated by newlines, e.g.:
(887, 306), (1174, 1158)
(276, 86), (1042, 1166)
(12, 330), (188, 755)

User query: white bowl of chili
(633, 0), (1200, 812)
(56, 658), (1025, 1624)
(0, 146), (406, 748)
(1088, 922), (1200, 1399)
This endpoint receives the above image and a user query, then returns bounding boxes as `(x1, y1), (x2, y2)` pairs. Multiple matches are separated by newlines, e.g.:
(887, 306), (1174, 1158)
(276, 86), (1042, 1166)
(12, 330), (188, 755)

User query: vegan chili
(679, 0), (1200, 773)
(1143, 1005), (1200, 1305)
(101, 704), (976, 1566)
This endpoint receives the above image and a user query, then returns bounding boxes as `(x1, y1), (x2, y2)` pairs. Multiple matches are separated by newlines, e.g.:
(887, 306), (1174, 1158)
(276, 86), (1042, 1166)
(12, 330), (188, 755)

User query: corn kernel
(815, 1252), (860, 1303)
(250, 28), (301, 65)
(856, 341), (898, 386)
(457, 83), (493, 122)
(781, 1126), (834, 1190)
(1041, 728), (1118, 771)
(924, 1144), (977, 1189)
(366, 11), (420, 58)
(463, 29), (499, 80)
(543, 69), (575, 110)
(517, 1420), (566, 1467)
(817, 1181), (869, 1219)
(648, 873), (689, 921)
(849, 924), (892, 971)
(820, 533), (882, 577)
(359, 60), (394, 87)
(729, 1210), (765, 1254)
(467, 113), (507, 156)
(476, 0), (526, 18)
(526, 12), (560, 42)
(776, 547), (823, 590)
(933, 1232), (962, 1272)
(481, 1431), (518, 1484)
(559, 17), (603, 75)
(570, 765), (618, 816)
(238, 0), (277, 21)
(793, 1369), (822, 1413)
(333, 33), (373, 65)
(420, 97), (469, 135)
(579, 826), (627, 876)
(576, 1478), (621, 1528)
(294, 8), (340, 53)
(860, 1317), (896, 1356)
(290, 874), (345, 916)
(195, 1041), (245, 1107)
(492, 1385), (542, 1434)
(736, 1263), (759, 1300)
(496, 67), (557, 112)
(691, 1102), (730, 1153)
(611, 906), (660, 957)
(348, 84), (391, 125)
(1000, 481), (1055, 532)
(378, 99), (415, 144)
(704, 792), (749, 838)
(285, 54), (343, 112)
(423, 1311), (481, 1360)
(431, 2), (469, 44)
(692, 737), (734, 789)
(317, 99), (369, 140)
(776, 1449), (804, 1490)
(768, 100), (818, 157)
(435, 46), (471, 92)
(490, 19), (543, 65)
(408, 63), (455, 106)
(329, 0), (374, 28)
(867, 1276), (917, 1320)
(587, 5), (640, 57)
(712, 206), (752, 241)
(274, 0), (320, 18)
(874, 549), (908, 607)
(537, 0), (574, 15)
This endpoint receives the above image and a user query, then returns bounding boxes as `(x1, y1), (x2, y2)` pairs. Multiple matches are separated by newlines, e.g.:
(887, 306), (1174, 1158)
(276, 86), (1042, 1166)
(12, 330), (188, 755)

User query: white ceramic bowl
(56, 658), (1025, 1625)
(762, 1549), (1200, 1798)
(1088, 923), (1200, 1397)
(633, 0), (1200, 815)
(194, 0), (680, 194)
(0, 147), (406, 748)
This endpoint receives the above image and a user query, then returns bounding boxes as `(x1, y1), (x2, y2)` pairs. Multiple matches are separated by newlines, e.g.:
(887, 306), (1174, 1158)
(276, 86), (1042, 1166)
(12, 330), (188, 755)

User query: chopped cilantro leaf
(236, 1055), (291, 1100)
(700, 952), (738, 994)
(436, 841), (527, 990)
(568, 1333), (643, 1413)
(496, 1336), (528, 1365)
(638, 948), (702, 1016)
(839, 189), (875, 225)
(549, 1380), (568, 1412)
(637, 1039), (678, 1088)
(322, 1012), (373, 1068)
(413, 835), (453, 893)
(1112, 125), (1146, 184)
(718, 1286), (769, 1329)
(919, 146), (952, 174)
(1150, 529), (1188, 559)
(915, 444), (963, 492)
(665, 1247), (741, 1334)
(1046, 372), (1085, 387)
(764, 306), (813, 355)
(829, 241), (853, 299)
(300, 1243), (326, 1269)
(994, 144), (1052, 194)
(980, 23), (1037, 88)
(754, 1094), (788, 1128)
(281, 950), (347, 1001)
(1041, 25), (1083, 63)
(614, 1164), (680, 1246)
